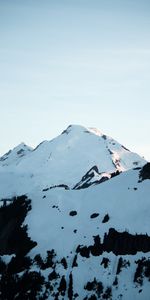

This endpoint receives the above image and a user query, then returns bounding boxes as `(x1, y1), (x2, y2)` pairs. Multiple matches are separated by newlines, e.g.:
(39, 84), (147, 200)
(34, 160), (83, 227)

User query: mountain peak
(61, 124), (87, 135)
(14, 142), (32, 151)
(0, 125), (149, 300)
(61, 124), (103, 137)
(0, 124), (146, 195)
(0, 142), (32, 166)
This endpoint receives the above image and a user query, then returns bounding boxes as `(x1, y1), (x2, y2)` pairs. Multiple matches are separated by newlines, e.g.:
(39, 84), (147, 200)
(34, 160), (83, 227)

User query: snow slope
(26, 168), (150, 257)
(0, 125), (149, 300)
(0, 125), (146, 197)
(0, 142), (32, 167)
(26, 165), (150, 300)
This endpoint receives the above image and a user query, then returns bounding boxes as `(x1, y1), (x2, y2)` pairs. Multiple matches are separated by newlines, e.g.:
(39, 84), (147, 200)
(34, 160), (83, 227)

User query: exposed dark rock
(77, 228), (150, 257)
(49, 184), (70, 190)
(134, 257), (150, 285)
(73, 166), (99, 190)
(34, 250), (56, 270)
(0, 195), (36, 256)
(144, 259), (150, 279)
(69, 210), (77, 216)
(42, 187), (49, 191)
(43, 184), (69, 191)
(17, 149), (25, 155)
(112, 158), (121, 170)
(101, 257), (110, 269)
(113, 276), (118, 286)
(61, 129), (69, 135)
(116, 258), (124, 275)
(103, 287), (112, 299)
(103, 229), (150, 255)
(110, 170), (120, 178)
(48, 270), (59, 281)
(102, 214), (110, 223)
(134, 258), (145, 285)
(8, 255), (32, 274)
(72, 254), (78, 267)
(90, 213), (99, 219)
(73, 165), (110, 190)
(90, 235), (103, 256)
(0, 270), (45, 300)
(108, 149), (113, 155)
(0, 150), (12, 161)
(122, 145), (130, 151)
(61, 125), (72, 135)
(58, 275), (66, 296)
(61, 257), (67, 269)
(139, 163), (150, 181)
(73, 166), (121, 190)
(0, 258), (6, 274)
(84, 278), (103, 298)
(133, 161), (140, 166)
(68, 272), (73, 300)
(34, 254), (44, 269)
(76, 245), (90, 258)
(45, 250), (56, 269)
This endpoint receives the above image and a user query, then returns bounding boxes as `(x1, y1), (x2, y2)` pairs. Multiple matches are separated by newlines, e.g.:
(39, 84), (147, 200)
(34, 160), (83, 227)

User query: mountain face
(0, 125), (145, 197)
(0, 143), (32, 167)
(0, 125), (149, 300)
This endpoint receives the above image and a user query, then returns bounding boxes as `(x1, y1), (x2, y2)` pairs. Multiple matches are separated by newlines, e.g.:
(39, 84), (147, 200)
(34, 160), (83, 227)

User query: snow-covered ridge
(0, 163), (150, 299)
(61, 124), (103, 136)
(0, 142), (32, 166)
(0, 125), (149, 299)
(0, 124), (146, 197)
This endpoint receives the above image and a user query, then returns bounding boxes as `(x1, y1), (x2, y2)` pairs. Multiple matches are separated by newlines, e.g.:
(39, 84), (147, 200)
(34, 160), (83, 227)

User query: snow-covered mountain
(0, 125), (145, 197)
(0, 142), (32, 167)
(0, 125), (149, 300)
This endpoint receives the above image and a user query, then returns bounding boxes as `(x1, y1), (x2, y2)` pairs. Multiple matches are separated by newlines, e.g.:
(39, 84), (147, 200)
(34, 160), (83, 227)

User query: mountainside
(0, 125), (149, 300)
(0, 142), (32, 167)
(0, 125), (145, 197)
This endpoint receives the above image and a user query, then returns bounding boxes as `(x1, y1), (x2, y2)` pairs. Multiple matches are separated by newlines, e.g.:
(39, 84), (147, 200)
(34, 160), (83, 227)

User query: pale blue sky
(0, 0), (150, 160)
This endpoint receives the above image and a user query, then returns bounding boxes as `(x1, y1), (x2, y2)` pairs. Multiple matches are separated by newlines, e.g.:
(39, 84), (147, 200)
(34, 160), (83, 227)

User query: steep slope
(0, 143), (32, 167)
(0, 125), (146, 197)
(0, 125), (149, 299)
(0, 164), (150, 299)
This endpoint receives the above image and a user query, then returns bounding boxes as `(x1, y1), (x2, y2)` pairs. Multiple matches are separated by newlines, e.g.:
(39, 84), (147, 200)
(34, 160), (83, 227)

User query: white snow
(0, 124), (149, 299)
(0, 125), (146, 197)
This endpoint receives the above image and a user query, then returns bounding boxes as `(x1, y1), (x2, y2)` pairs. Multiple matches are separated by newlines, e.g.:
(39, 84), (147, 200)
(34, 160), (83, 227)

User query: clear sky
(0, 0), (150, 160)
